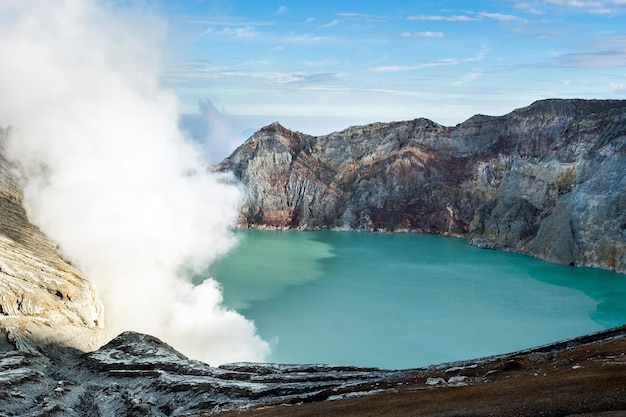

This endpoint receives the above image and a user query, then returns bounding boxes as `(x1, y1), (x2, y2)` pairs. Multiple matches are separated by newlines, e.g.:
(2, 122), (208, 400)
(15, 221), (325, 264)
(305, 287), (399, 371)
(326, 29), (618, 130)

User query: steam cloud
(0, 1), (270, 364)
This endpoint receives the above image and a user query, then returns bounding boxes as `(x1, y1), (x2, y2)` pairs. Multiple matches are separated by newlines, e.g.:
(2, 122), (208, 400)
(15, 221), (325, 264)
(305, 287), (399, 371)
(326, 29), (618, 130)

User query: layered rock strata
(216, 99), (626, 273)
(2, 326), (626, 416)
(0, 331), (400, 416)
(0, 128), (106, 352)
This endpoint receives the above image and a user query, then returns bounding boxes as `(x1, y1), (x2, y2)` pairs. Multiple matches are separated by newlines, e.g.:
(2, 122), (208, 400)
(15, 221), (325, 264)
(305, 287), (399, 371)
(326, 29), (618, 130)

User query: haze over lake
(205, 230), (626, 369)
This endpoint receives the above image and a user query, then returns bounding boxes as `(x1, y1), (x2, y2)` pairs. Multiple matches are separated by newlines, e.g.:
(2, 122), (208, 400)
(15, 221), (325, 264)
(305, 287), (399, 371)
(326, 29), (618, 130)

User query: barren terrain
(213, 326), (626, 417)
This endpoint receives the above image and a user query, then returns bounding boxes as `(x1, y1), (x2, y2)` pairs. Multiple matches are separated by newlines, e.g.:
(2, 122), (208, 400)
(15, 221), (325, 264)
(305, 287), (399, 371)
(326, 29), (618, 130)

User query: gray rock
(0, 331), (401, 416)
(217, 99), (626, 273)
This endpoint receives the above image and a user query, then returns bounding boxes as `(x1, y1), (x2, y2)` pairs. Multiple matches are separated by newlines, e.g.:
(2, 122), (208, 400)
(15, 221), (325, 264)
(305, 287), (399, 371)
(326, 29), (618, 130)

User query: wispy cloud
(402, 31), (445, 38)
(167, 61), (339, 86)
(187, 18), (275, 27)
(551, 35), (626, 67)
(304, 58), (340, 67)
(336, 12), (388, 22)
(203, 26), (262, 39)
(281, 33), (329, 43)
(545, 0), (626, 6)
(408, 14), (478, 21)
(336, 12), (372, 18)
(544, 0), (626, 14)
(515, 2), (546, 14)
(452, 68), (483, 85)
(299, 85), (430, 99)
(200, 26), (330, 44)
(478, 11), (527, 21)
(408, 11), (526, 22)
(273, 5), (288, 15)
(321, 19), (341, 28)
(372, 48), (488, 72)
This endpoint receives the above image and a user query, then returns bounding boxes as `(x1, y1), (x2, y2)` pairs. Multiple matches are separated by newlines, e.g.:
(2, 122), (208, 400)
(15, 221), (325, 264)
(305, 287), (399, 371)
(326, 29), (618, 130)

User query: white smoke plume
(0, 0), (270, 364)
(198, 99), (244, 162)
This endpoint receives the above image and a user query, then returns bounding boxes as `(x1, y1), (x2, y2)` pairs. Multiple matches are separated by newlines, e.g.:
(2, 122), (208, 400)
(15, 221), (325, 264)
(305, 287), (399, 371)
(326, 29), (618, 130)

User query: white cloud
(452, 68), (483, 85)
(516, 2), (546, 14)
(335, 12), (386, 21)
(336, 12), (371, 17)
(478, 12), (526, 21)
(274, 5), (288, 15)
(304, 58), (340, 67)
(408, 14), (478, 21)
(402, 31), (445, 38)
(372, 48), (488, 72)
(207, 26), (261, 39)
(544, 0), (626, 13)
(408, 11), (525, 23)
(321, 19), (341, 28)
(169, 61), (338, 86)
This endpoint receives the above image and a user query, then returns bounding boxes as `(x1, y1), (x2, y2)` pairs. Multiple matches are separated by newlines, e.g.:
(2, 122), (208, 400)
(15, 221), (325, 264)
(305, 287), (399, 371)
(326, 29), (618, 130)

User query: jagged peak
(258, 121), (293, 136)
(90, 331), (189, 362)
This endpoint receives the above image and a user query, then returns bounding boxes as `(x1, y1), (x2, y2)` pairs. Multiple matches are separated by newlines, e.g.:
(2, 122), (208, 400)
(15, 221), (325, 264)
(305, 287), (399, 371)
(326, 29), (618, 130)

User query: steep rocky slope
(216, 99), (626, 273)
(0, 128), (106, 353)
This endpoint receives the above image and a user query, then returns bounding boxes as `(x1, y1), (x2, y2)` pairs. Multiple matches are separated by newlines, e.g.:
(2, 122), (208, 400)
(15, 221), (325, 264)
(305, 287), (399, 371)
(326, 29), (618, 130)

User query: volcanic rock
(216, 99), (626, 273)
(0, 127), (106, 353)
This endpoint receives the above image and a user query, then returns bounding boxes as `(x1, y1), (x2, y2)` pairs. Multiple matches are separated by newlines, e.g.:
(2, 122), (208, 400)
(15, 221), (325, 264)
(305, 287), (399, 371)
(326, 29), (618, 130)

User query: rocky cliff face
(216, 99), (626, 274)
(0, 128), (106, 352)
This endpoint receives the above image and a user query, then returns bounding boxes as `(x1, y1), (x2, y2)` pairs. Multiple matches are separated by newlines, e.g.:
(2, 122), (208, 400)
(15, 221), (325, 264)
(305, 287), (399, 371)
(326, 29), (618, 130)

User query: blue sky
(117, 1), (626, 156)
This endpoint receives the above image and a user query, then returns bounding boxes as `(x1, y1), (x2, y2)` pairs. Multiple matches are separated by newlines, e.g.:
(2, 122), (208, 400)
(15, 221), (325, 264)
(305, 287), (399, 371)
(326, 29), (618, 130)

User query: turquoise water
(205, 230), (626, 369)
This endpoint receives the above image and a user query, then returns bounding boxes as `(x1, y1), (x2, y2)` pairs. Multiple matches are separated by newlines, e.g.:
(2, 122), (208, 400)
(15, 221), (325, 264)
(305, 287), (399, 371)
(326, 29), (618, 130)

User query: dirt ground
(211, 326), (626, 417)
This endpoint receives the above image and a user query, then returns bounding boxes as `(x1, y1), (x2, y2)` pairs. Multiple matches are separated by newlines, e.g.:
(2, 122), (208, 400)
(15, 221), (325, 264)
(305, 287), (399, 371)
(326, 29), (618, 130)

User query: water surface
(207, 230), (626, 369)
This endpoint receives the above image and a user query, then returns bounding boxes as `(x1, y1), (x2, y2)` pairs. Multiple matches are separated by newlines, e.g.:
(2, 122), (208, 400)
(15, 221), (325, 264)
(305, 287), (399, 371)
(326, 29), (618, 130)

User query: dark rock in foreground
(2, 327), (626, 416)
(0, 330), (401, 416)
(216, 99), (626, 273)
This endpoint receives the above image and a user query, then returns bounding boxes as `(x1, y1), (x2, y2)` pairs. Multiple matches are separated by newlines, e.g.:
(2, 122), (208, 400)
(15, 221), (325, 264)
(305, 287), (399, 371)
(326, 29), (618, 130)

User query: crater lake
(204, 230), (626, 369)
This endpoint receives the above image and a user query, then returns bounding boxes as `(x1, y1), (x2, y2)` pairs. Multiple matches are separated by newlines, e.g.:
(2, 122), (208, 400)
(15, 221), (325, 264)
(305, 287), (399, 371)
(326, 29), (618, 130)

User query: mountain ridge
(217, 98), (626, 274)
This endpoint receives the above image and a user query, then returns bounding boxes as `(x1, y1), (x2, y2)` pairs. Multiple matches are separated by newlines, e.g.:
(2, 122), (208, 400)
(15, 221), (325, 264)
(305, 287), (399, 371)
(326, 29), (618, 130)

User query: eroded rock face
(217, 99), (626, 273)
(0, 331), (400, 416)
(0, 128), (106, 352)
